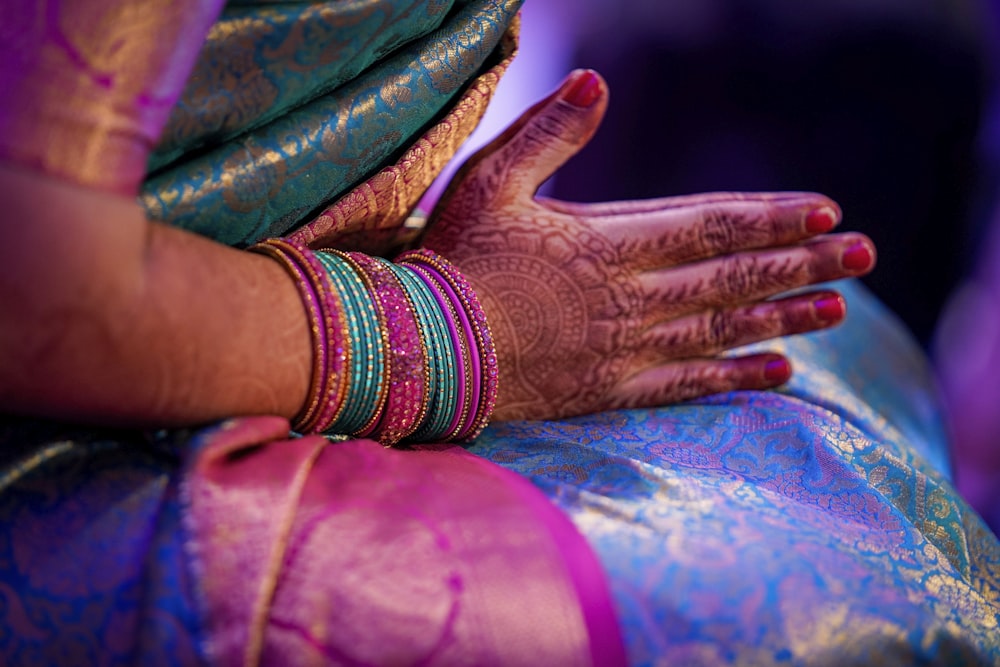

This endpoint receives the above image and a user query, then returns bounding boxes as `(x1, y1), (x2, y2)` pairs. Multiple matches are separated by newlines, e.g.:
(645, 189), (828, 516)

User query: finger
(539, 191), (826, 218)
(446, 69), (610, 200)
(639, 233), (875, 321)
(590, 194), (842, 271)
(607, 353), (792, 409)
(634, 290), (845, 364)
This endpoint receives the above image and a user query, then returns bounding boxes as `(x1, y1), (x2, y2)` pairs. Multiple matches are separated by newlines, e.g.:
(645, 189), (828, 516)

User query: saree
(0, 1), (998, 665)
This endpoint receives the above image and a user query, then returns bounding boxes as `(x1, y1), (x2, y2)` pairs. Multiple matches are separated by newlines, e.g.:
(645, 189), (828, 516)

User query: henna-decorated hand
(423, 70), (876, 421)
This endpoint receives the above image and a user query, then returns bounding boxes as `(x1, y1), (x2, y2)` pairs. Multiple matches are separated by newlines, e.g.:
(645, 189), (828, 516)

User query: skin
(0, 164), (311, 426)
(425, 70), (876, 421)
(0, 69), (875, 430)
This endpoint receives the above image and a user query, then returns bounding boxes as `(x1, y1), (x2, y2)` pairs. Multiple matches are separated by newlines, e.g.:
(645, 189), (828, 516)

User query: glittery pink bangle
(348, 254), (428, 446)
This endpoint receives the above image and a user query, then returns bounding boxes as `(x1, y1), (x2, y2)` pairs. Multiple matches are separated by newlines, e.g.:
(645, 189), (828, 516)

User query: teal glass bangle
(329, 250), (390, 438)
(406, 262), (472, 441)
(316, 251), (377, 435)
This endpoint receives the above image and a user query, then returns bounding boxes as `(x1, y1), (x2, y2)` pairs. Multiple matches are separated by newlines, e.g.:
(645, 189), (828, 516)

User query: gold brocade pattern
(153, 0), (458, 165)
(470, 281), (1000, 664)
(139, 0), (522, 245)
(288, 15), (519, 253)
(0, 0), (224, 194)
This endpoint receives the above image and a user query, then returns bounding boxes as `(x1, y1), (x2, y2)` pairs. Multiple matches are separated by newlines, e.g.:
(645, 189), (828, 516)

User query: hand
(423, 70), (876, 421)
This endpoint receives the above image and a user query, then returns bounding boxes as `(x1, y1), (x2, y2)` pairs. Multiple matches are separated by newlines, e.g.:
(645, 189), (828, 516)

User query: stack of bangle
(249, 239), (498, 446)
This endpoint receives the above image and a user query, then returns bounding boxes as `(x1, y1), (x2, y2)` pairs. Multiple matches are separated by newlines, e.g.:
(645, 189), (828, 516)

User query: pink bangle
(248, 241), (328, 431)
(251, 238), (348, 433)
(347, 254), (428, 446)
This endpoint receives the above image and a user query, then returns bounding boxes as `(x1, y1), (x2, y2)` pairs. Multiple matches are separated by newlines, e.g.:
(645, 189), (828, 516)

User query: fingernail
(564, 70), (601, 108)
(842, 242), (874, 272)
(805, 206), (838, 234)
(765, 359), (791, 383)
(814, 295), (845, 322)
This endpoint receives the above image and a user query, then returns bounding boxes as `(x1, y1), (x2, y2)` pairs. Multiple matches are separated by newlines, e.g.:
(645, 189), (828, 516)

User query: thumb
(454, 69), (609, 198)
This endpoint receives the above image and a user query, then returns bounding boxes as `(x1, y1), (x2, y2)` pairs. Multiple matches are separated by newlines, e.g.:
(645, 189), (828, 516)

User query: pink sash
(182, 416), (625, 666)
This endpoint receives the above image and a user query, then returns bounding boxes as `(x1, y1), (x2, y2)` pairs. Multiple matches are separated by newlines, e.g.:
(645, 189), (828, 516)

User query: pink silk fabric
(0, 0), (224, 195)
(183, 416), (626, 666)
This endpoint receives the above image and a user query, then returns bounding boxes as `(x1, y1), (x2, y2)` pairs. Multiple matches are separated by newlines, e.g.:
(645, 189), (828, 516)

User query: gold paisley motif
(288, 14), (520, 253)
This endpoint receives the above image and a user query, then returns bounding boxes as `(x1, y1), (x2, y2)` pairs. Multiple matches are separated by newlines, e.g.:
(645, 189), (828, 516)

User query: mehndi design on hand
(424, 70), (875, 421)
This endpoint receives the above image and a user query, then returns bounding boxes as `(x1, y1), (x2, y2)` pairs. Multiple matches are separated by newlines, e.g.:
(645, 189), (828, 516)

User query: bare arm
(0, 163), (310, 426)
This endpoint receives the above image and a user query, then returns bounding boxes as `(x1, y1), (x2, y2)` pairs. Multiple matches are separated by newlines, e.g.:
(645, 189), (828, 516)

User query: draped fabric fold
(149, 0), (463, 171)
(182, 417), (625, 666)
(287, 18), (518, 253)
(141, 0), (522, 246)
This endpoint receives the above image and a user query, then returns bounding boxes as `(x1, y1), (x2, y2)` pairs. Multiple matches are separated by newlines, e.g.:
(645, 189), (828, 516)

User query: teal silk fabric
(470, 281), (1000, 665)
(149, 0), (461, 170)
(142, 0), (521, 246)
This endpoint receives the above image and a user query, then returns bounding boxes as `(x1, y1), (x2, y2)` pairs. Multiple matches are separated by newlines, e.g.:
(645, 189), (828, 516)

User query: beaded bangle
(315, 251), (383, 435)
(251, 238), (496, 445)
(390, 263), (457, 441)
(348, 254), (428, 445)
(271, 240), (351, 434)
(384, 262), (436, 440)
(397, 249), (499, 441)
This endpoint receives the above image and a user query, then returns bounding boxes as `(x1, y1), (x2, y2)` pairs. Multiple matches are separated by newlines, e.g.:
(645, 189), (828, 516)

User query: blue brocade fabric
(0, 424), (189, 665)
(469, 281), (1000, 666)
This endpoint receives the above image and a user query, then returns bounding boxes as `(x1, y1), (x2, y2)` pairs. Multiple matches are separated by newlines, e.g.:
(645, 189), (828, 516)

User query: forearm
(0, 164), (310, 426)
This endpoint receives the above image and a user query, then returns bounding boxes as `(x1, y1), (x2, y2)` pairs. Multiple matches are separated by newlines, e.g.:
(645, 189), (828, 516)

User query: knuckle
(699, 204), (778, 256)
(699, 208), (740, 255)
(705, 309), (736, 352)
(676, 363), (727, 400)
(764, 201), (786, 238)
(719, 254), (760, 301)
(523, 110), (574, 147)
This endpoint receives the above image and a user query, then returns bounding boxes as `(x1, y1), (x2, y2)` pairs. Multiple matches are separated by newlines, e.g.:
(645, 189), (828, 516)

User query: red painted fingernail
(765, 359), (791, 383)
(814, 295), (845, 322)
(842, 242), (874, 272)
(564, 70), (601, 108)
(805, 206), (838, 234)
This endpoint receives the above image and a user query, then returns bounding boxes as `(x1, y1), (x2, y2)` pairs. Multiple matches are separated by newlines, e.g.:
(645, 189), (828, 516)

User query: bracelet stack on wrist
(250, 239), (498, 446)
